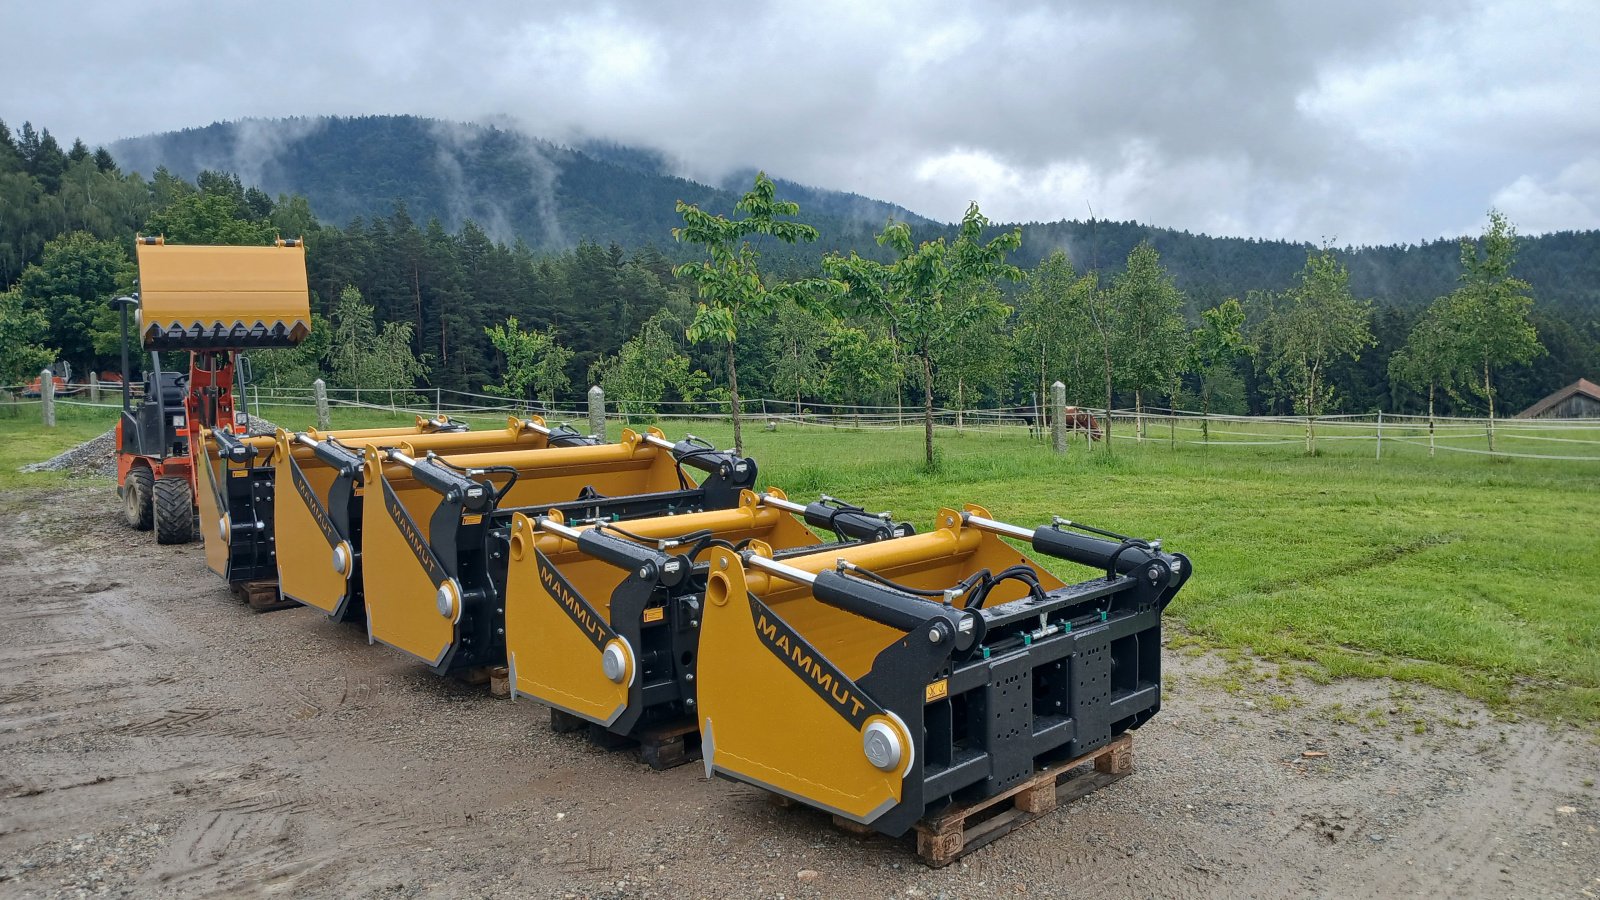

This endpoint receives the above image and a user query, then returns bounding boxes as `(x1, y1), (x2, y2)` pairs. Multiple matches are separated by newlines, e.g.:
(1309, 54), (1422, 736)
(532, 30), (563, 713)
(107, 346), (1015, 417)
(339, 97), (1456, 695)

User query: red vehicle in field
(113, 236), (311, 543)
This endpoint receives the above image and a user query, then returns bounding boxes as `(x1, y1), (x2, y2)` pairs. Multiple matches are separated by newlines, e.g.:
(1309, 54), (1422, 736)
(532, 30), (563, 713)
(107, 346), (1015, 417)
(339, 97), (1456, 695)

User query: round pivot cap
(863, 721), (903, 771)
(218, 516), (231, 543)
(331, 542), (351, 576)
(435, 580), (460, 619)
(601, 641), (628, 684)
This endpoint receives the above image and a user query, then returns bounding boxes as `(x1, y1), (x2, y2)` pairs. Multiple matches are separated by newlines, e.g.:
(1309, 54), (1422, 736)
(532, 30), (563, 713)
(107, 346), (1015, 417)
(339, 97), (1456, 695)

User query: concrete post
(587, 385), (606, 441)
(1051, 381), (1067, 453)
(40, 368), (55, 427)
(89, 372), (100, 404)
(313, 378), (331, 430)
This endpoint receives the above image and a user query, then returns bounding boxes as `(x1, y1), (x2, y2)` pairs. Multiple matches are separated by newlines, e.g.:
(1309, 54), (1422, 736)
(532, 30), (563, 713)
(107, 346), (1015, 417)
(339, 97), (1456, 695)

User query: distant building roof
(1516, 378), (1600, 418)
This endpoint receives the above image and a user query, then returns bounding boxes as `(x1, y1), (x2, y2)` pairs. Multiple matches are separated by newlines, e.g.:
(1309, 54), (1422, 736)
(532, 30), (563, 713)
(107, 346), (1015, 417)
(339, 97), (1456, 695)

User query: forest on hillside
(4, 117), (1598, 426)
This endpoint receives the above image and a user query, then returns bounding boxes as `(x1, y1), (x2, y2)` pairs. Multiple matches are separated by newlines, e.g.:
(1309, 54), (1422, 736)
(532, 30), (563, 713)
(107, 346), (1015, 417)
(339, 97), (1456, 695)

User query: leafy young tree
(484, 316), (574, 408)
(246, 311), (330, 390)
(823, 203), (1022, 466)
(765, 297), (829, 408)
(325, 286), (427, 399)
(0, 287), (56, 385)
(13, 231), (134, 371)
(1016, 251), (1101, 412)
(674, 172), (819, 453)
(1110, 242), (1187, 440)
(822, 325), (897, 422)
(590, 312), (703, 420)
(1264, 249), (1373, 453)
(1447, 210), (1544, 450)
(1187, 297), (1249, 438)
(935, 286), (1012, 428)
(1387, 300), (1461, 457)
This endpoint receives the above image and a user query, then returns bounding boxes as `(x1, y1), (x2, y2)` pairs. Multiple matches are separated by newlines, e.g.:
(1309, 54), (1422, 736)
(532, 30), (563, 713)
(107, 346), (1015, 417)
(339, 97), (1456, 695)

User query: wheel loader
(357, 427), (757, 673)
(692, 505), (1190, 837)
(502, 489), (913, 765)
(273, 416), (595, 621)
(114, 237), (311, 545)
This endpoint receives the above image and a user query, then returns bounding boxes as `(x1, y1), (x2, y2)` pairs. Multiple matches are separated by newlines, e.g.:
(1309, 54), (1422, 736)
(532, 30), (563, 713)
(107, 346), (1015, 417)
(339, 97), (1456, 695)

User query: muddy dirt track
(0, 483), (1596, 899)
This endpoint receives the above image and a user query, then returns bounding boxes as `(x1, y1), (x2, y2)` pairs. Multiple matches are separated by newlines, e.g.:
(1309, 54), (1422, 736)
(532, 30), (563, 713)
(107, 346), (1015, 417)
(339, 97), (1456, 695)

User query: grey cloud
(4, 0), (1596, 245)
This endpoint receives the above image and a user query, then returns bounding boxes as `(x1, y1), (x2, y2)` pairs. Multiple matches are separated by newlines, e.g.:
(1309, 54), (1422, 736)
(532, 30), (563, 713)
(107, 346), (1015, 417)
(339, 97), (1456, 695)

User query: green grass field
(5, 399), (1597, 727)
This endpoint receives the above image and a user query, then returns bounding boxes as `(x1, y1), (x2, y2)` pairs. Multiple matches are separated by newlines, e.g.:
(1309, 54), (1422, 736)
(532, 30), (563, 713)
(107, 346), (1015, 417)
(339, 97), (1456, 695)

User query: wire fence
(7, 380), (1600, 463)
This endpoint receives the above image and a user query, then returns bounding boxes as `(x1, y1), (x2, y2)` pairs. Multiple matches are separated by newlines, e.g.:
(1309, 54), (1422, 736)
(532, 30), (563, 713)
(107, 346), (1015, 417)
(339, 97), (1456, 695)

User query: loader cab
(120, 367), (190, 460)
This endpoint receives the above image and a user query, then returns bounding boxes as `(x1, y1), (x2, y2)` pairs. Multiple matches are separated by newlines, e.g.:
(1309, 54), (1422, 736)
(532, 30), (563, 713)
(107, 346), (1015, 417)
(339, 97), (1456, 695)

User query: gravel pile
(19, 415), (280, 478)
(20, 429), (119, 477)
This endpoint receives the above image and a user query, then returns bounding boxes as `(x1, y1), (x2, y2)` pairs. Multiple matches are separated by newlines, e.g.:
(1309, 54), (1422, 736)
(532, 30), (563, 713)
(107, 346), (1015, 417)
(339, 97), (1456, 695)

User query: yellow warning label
(230, 469), (248, 478)
(462, 513), (483, 525)
(643, 607), (665, 623)
(925, 679), (949, 703)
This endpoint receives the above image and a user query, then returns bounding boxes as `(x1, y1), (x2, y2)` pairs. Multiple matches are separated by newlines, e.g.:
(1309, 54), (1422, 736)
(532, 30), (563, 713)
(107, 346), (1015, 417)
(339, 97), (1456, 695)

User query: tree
(1448, 210), (1544, 451)
(765, 297), (829, 409)
(935, 286), (1011, 428)
(13, 231), (134, 371)
(1016, 251), (1100, 411)
(1187, 297), (1249, 439)
(590, 312), (703, 420)
(824, 203), (1022, 466)
(1388, 300), (1460, 457)
(144, 184), (276, 245)
(1109, 242), (1187, 440)
(0, 287), (55, 385)
(674, 172), (819, 453)
(484, 316), (574, 408)
(822, 325), (896, 423)
(1263, 249), (1373, 453)
(325, 286), (427, 399)
(246, 311), (331, 390)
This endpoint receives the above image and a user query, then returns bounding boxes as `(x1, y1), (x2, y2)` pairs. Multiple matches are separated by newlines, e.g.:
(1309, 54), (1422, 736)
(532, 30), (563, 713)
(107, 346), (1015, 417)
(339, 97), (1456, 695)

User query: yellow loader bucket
(358, 428), (758, 673)
(274, 416), (591, 621)
(502, 488), (828, 737)
(135, 239), (311, 350)
(695, 505), (1190, 837)
(195, 418), (458, 587)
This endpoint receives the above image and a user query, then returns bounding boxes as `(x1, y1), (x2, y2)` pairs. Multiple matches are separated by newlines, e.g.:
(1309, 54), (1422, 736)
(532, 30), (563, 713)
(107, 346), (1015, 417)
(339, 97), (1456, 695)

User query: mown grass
(4, 400), (1597, 726)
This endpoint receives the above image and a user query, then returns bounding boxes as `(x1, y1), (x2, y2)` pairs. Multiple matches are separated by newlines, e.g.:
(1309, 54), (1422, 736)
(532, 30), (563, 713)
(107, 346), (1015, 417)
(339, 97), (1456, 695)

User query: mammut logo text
(750, 598), (878, 729)
(537, 550), (612, 650)
(290, 458), (339, 546)
(380, 479), (445, 584)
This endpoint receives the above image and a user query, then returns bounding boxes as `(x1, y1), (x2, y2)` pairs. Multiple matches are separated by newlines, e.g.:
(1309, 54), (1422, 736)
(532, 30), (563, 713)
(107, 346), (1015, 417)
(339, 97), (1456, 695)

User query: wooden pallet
(230, 579), (293, 613)
(634, 718), (700, 770)
(912, 733), (1133, 867)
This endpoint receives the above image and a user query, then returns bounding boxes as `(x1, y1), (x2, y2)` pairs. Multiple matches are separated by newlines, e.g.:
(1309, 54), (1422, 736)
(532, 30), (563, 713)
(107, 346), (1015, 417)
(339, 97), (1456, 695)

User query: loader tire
(154, 477), (194, 545)
(124, 466), (154, 531)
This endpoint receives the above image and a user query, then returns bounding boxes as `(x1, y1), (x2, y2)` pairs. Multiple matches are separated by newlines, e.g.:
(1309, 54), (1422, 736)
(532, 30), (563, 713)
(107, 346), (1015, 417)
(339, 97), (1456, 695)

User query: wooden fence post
(588, 385), (606, 441)
(313, 378), (330, 430)
(40, 368), (55, 427)
(89, 372), (100, 404)
(1375, 410), (1383, 461)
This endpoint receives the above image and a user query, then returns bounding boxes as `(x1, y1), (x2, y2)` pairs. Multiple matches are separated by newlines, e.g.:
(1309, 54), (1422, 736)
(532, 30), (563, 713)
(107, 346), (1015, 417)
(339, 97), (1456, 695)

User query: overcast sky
(5, 0), (1598, 245)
